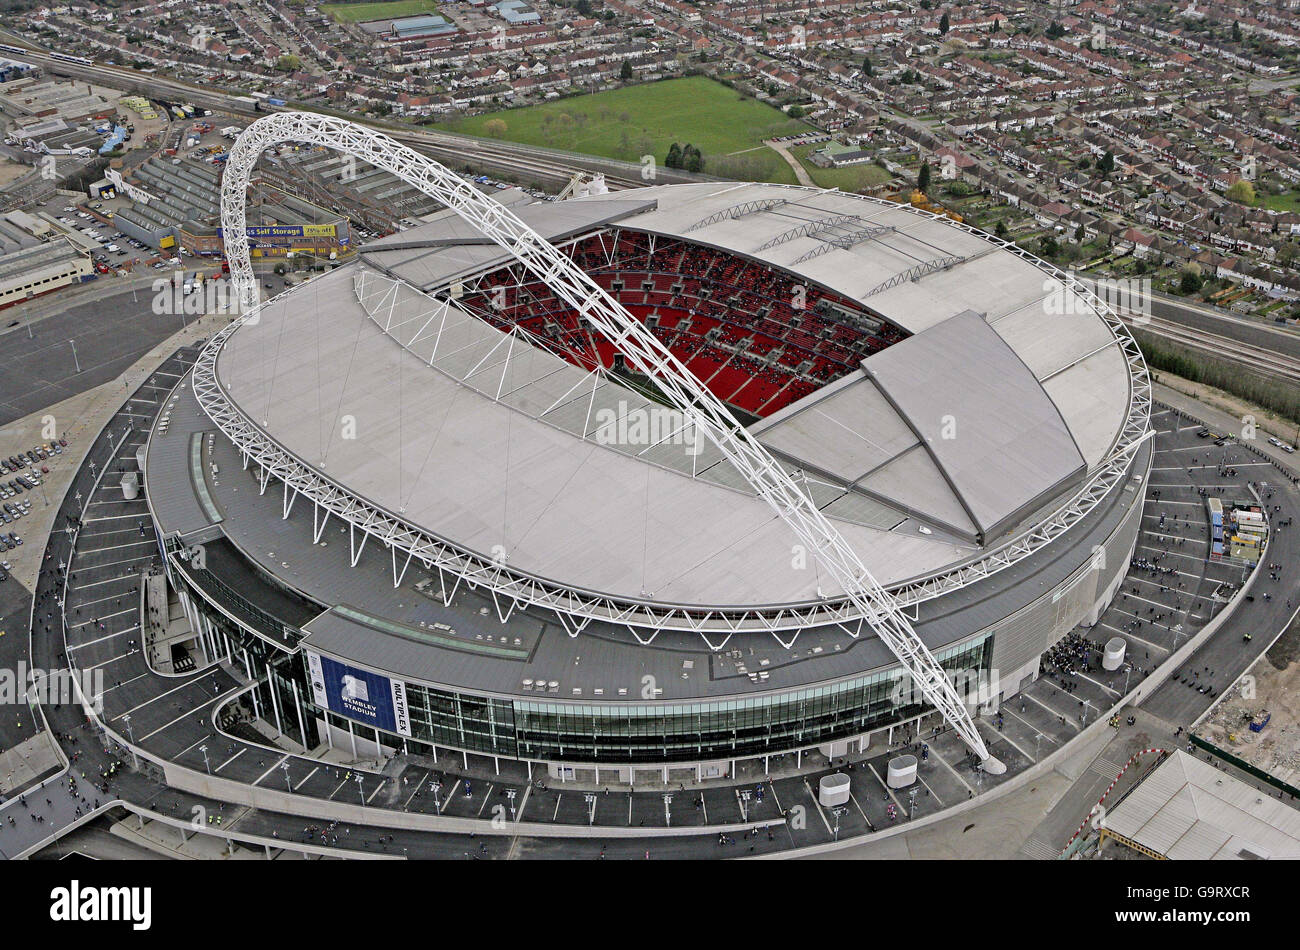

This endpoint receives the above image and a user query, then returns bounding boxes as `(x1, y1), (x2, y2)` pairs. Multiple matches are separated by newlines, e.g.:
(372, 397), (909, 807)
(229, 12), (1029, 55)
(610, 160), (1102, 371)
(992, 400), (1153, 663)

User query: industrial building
(1101, 751), (1300, 860)
(0, 238), (93, 309)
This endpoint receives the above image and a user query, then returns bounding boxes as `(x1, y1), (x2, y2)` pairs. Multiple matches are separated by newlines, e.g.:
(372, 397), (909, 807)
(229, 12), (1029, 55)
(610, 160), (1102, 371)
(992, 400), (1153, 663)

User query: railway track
(1119, 311), (1300, 384)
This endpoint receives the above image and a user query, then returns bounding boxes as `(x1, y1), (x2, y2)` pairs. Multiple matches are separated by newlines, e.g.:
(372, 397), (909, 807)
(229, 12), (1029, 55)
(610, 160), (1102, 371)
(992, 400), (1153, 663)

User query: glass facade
(172, 547), (991, 766)
(308, 635), (991, 765)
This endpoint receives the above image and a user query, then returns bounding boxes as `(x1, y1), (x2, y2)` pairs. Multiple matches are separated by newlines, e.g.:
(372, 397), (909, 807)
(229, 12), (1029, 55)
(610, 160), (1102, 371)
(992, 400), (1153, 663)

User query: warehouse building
(0, 238), (93, 309)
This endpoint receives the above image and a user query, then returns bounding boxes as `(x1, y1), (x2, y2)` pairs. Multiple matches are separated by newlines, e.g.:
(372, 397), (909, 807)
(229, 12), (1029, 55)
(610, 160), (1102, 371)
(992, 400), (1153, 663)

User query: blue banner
(306, 652), (410, 736)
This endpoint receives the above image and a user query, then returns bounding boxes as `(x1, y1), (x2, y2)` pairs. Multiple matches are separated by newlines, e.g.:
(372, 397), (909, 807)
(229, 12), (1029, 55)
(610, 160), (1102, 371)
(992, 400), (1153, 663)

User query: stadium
(142, 115), (1152, 785)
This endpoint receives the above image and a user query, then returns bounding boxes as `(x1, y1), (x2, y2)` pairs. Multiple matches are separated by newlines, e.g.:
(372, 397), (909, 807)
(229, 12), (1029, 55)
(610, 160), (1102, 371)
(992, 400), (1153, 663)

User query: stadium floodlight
(217, 112), (1002, 770)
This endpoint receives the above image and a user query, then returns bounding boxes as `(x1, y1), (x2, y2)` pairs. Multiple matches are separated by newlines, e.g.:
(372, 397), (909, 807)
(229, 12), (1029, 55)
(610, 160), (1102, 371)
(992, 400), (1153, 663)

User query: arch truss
(211, 112), (999, 766)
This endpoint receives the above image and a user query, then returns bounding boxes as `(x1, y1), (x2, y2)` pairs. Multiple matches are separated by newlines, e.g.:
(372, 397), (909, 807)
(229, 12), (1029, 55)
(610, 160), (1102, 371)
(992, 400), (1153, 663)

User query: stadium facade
(141, 155), (1151, 783)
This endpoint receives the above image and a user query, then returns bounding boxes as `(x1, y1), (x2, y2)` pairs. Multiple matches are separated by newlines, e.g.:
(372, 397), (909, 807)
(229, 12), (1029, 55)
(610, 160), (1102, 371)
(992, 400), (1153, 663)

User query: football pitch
(322, 0), (439, 23)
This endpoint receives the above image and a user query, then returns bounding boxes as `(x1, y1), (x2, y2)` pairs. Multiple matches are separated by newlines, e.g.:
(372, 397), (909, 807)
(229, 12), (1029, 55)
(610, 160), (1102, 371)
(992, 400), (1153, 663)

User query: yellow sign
(159, 235), (176, 249)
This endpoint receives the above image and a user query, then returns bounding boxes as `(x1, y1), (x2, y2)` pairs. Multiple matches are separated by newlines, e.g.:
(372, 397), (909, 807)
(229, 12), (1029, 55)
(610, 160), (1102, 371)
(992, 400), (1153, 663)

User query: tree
(939, 12), (950, 35)
(483, 118), (507, 138)
(1232, 20), (1242, 42)
(1099, 151), (1115, 175)
(665, 142), (683, 169)
(1179, 263), (1203, 295)
(1039, 235), (1060, 258)
(994, 220), (1009, 239)
(1226, 179), (1256, 205)
(684, 145), (704, 173)
(862, 56), (873, 76)
(787, 105), (805, 118)
(620, 60), (633, 80)
(917, 161), (932, 193)
(275, 53), (301, 72)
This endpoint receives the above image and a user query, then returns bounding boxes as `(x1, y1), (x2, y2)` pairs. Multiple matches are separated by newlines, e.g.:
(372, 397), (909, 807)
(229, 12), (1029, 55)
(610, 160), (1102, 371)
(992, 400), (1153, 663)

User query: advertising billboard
(216, 224), (337, 240)
(305, 651), (410, 737)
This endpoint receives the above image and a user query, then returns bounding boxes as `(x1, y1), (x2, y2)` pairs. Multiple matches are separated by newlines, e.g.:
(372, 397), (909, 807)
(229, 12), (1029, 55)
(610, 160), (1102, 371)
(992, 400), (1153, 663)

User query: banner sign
(217, 224), (337, 239)
(305, 650), (410, 736)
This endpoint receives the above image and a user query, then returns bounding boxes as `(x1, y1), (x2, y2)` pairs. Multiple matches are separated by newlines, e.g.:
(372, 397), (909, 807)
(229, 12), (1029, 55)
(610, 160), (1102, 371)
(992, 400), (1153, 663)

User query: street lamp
(738, 789), (751, 823)
(584, 792), (597, 826)
(831, 805), (848, 841)
(199, 744), (210, 774)
(355, 772), (365, 805)
(68, 339), (80, 374)
(662, 792), (673, 827)
(281, 760), (292, 792)
(430, 780), (442, 813)
(506, 787), (517, 822)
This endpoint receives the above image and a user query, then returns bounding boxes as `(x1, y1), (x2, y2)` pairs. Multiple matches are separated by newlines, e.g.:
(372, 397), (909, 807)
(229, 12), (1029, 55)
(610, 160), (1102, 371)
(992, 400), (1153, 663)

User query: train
(49, 51), (95, 67)
(0, 45), (97, 67)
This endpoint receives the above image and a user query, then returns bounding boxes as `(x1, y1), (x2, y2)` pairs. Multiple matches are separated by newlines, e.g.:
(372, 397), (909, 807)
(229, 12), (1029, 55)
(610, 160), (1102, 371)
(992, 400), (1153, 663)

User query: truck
(267, 97), (286, 107)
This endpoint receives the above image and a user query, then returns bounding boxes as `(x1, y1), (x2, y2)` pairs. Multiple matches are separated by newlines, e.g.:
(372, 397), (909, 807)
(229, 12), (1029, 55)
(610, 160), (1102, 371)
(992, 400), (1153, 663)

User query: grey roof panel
(861, 310), (1086, 540)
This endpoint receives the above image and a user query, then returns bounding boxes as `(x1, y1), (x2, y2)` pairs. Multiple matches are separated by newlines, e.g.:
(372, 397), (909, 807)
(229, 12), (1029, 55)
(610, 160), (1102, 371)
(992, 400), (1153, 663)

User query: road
(765, 139), (815, 186)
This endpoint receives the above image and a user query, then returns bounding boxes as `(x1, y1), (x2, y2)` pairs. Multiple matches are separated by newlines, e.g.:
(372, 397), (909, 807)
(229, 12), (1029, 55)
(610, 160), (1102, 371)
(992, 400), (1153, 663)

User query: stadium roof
(1104, 751), (1300, 860)
(359, 195), (657, 291)
(216, 265), (972, 609)
(211, 182), (1135, 611)
(758, 310), (1086, 541)
(581, 182), (1131, 471)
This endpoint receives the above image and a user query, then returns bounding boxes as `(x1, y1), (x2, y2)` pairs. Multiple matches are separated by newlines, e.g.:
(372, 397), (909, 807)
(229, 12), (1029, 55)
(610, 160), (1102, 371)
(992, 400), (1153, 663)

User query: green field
(438, 76), (808, 178)
(322, 0), (438, 23)
(1261, 188), (1300, 214)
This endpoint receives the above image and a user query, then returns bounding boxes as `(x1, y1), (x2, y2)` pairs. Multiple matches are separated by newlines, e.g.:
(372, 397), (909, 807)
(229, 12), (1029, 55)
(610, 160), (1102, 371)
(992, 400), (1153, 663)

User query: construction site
(1198, 618), (1300, 792)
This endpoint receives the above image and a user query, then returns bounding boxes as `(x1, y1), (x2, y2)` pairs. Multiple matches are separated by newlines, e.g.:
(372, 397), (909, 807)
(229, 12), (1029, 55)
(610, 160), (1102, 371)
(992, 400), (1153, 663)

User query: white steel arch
(214, 112), (999, 767)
